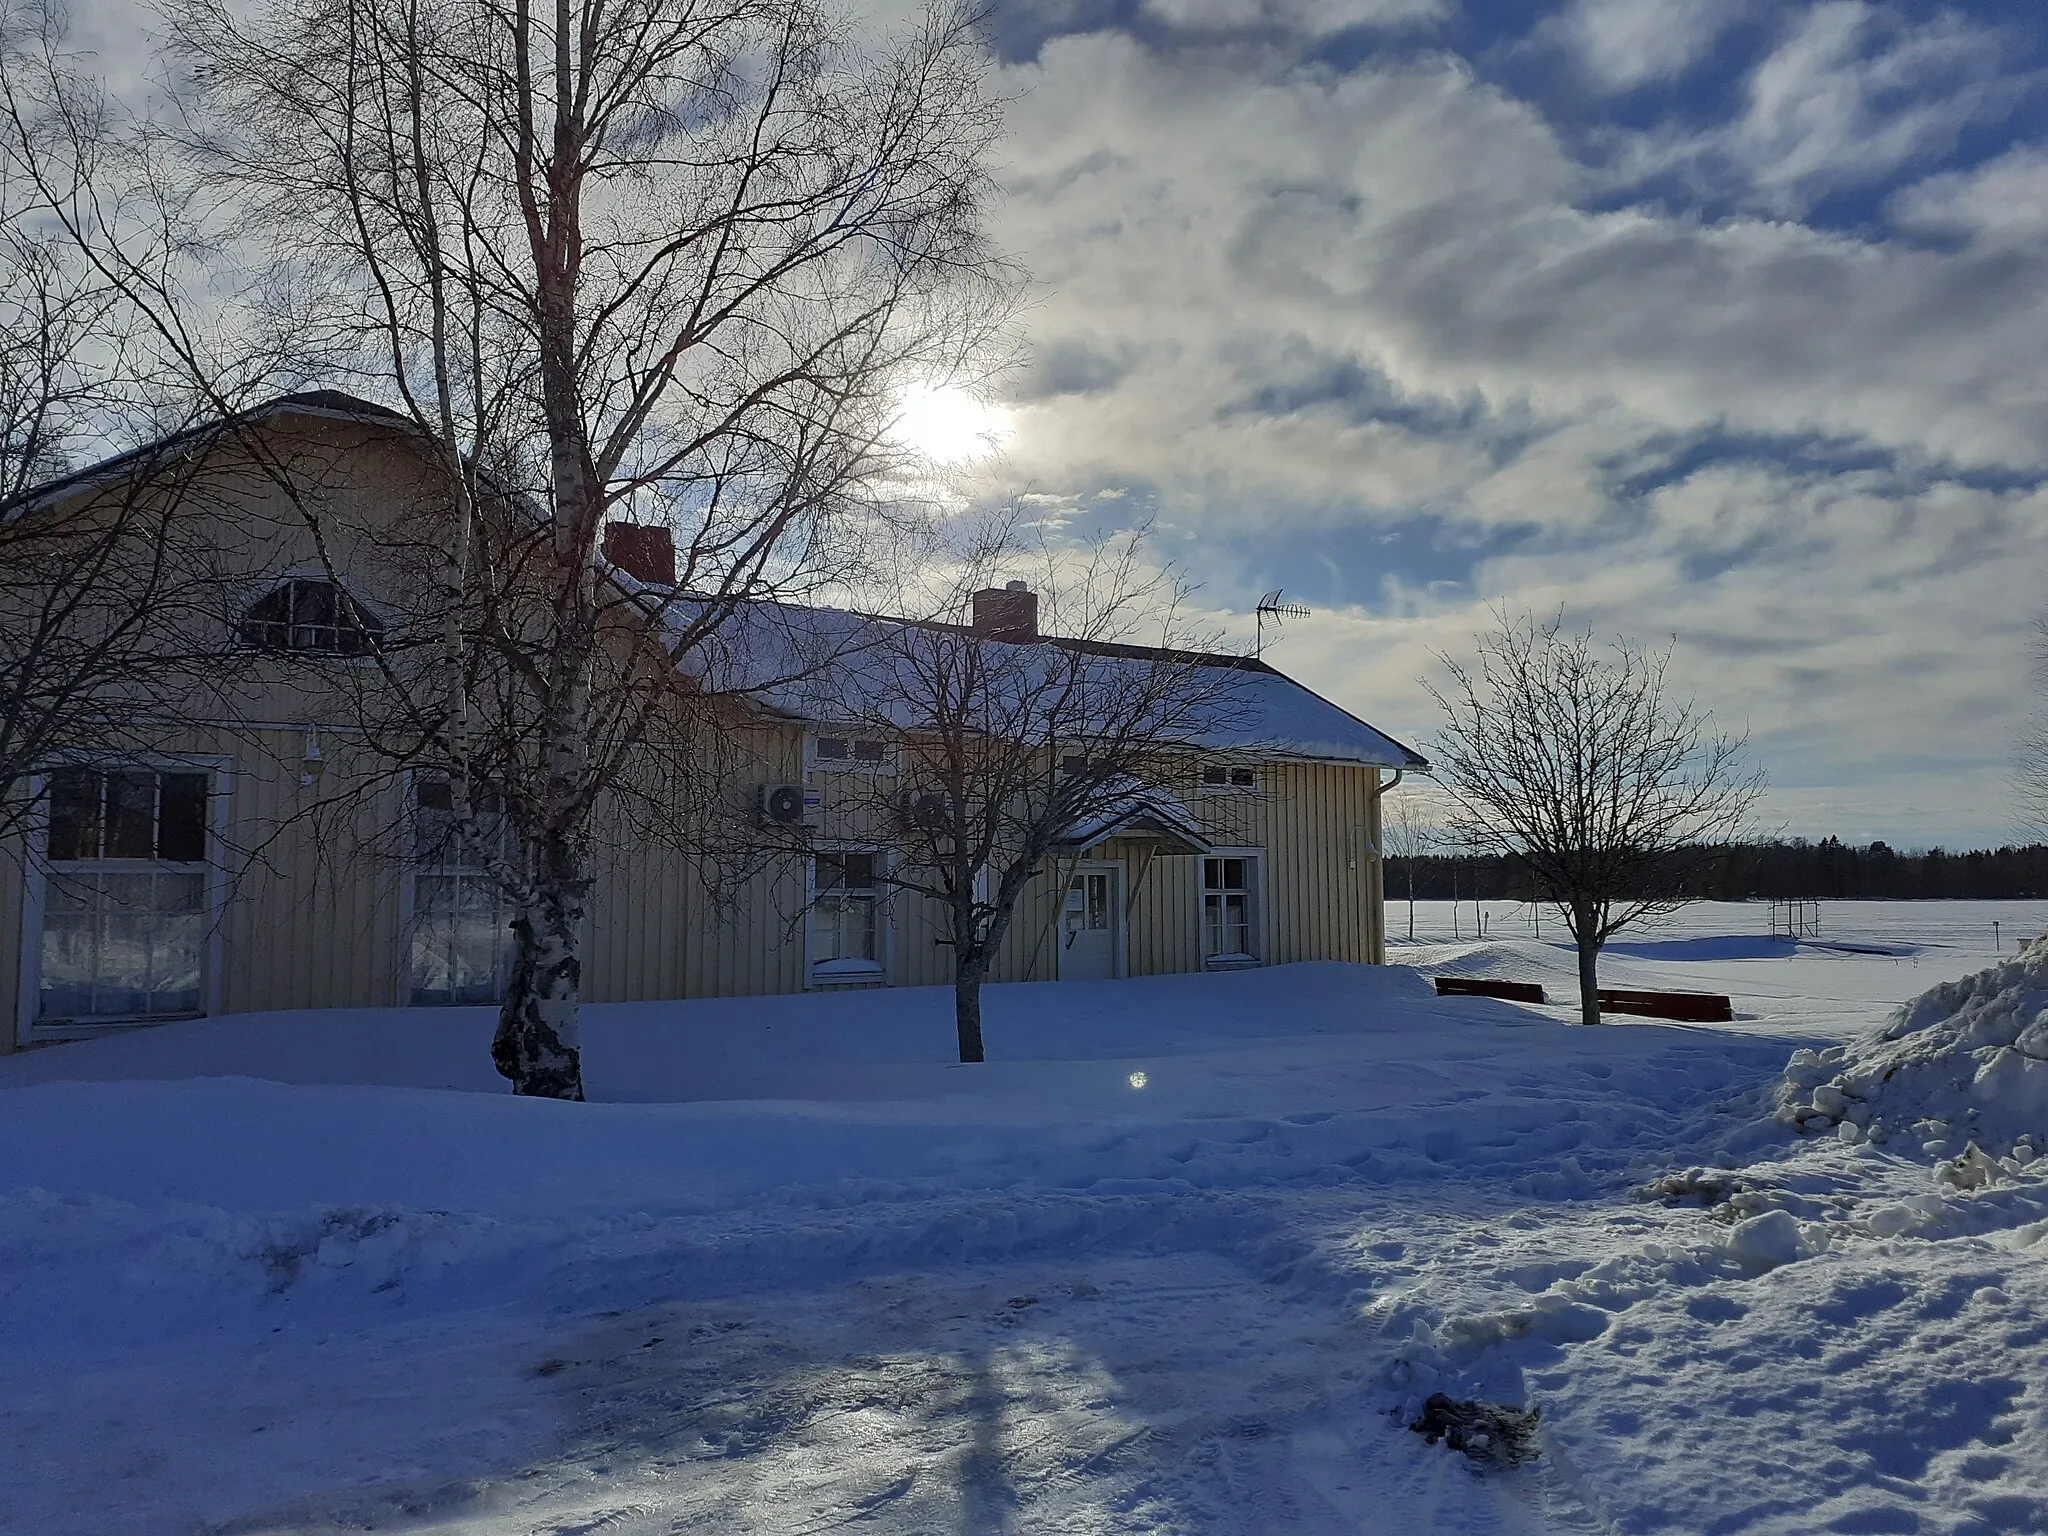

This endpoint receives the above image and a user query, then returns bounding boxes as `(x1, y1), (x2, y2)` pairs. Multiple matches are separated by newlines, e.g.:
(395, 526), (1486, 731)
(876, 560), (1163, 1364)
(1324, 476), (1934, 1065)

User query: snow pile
(1776, 934), (2048, 1155)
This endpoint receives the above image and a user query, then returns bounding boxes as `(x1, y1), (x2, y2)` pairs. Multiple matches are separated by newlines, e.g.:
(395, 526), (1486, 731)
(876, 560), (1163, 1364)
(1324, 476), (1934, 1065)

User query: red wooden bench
(1596, 988), (1733, 1023)
(1433, 976), (1547, 1004)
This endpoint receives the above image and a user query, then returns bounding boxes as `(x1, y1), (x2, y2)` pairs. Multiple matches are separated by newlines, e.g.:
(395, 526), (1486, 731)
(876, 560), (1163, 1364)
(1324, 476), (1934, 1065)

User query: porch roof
(1053, 780), (1213, 856)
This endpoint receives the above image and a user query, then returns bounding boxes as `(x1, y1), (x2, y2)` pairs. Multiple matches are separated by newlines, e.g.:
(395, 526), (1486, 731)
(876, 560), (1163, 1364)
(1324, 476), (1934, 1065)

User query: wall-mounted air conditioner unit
(901, 792), (950, 833)
(760, 783), (820, 827)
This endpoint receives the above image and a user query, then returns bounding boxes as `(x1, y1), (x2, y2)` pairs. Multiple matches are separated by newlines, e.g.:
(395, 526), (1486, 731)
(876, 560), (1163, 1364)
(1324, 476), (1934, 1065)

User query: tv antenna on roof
(1256, 589), (1311, 656)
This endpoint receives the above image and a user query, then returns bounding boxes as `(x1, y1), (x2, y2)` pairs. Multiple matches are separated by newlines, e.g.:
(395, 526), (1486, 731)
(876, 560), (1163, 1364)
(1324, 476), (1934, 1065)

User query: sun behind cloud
(890, 381), (1012, 466)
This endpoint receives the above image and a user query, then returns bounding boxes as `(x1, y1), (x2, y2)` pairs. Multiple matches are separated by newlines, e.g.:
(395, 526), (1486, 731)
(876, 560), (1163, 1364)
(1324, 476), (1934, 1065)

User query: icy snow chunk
(1725, 1210), (1810, 1275)
(1934, 1143), (2001, 1192)
(1433, 1289), (1612, 1359)
(1773, 937), (2048, 1154)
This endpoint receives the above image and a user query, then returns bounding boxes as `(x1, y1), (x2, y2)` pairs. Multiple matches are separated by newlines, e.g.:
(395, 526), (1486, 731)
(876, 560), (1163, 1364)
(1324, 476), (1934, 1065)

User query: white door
(1060, 864), (1121, 980)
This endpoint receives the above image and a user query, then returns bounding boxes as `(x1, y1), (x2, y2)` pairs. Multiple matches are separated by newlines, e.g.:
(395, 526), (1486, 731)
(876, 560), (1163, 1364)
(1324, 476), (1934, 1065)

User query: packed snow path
(3, 901), (2045, 1534)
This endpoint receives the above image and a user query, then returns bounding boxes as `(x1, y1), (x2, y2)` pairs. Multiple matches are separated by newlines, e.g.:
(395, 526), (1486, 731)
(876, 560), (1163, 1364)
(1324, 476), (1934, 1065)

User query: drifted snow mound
(1776, 937), (2048, 1159)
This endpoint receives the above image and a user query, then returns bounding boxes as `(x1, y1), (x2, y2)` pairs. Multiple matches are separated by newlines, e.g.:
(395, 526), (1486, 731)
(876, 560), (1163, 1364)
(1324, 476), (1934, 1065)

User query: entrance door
(1060, 864), (1121, 980)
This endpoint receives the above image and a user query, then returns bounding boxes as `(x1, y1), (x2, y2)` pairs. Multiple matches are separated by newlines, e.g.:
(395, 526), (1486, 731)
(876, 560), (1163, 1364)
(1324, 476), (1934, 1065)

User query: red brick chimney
(971, 580), (1038, 641)
(603, 522), (676, 585)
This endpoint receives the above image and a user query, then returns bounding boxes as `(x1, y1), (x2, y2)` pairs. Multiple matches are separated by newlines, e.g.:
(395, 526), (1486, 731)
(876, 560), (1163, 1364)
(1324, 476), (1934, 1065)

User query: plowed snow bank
(1776, 936), (2048, 1159)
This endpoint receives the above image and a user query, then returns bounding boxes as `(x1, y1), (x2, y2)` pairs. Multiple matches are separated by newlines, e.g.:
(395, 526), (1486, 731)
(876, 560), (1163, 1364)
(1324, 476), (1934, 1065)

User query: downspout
(1368, 766), (1405, 964)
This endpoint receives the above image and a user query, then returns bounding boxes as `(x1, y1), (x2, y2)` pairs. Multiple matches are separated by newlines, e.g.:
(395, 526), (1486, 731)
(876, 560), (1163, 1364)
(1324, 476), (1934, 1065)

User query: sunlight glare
(891, 382), (1011, 466)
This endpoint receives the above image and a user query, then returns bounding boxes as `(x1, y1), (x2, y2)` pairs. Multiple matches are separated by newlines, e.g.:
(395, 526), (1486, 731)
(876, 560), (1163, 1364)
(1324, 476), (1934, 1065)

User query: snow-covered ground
(3, 900), (2046, 1534)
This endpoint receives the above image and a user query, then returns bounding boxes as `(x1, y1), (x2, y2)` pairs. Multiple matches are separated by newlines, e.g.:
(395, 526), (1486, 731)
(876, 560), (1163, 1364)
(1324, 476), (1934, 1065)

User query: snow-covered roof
(1, 391), (414, 523)
(1054, 778), (1214, 854)
(668, 594), (1429, 772)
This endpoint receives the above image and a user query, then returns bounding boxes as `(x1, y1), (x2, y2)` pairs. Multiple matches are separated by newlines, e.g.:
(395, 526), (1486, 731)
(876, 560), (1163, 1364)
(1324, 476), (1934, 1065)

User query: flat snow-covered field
(2, 900), (2045, 1535)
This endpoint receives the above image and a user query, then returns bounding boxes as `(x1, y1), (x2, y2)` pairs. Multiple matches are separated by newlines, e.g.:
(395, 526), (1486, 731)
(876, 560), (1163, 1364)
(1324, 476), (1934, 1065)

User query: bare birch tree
(1378, 784), (1432, 943)
(130, 0), (1009, 1097)
(0, 8), (236, 846)
(808, 531), (1247, 1062)
(1425, 611), (1762, 1025)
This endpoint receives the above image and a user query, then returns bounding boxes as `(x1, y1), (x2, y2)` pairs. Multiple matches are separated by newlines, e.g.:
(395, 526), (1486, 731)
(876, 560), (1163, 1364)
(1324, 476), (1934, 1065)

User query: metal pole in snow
(1995, 920), (2001, 951)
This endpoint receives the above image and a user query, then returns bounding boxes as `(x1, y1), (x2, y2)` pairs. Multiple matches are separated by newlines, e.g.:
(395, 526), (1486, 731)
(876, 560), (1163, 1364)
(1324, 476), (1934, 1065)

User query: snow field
(2, 900), (2047, 1533)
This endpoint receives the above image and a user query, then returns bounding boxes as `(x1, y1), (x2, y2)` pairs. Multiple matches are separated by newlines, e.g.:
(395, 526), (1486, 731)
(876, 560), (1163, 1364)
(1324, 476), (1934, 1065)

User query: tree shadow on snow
(198, 1247), (1464, 1536)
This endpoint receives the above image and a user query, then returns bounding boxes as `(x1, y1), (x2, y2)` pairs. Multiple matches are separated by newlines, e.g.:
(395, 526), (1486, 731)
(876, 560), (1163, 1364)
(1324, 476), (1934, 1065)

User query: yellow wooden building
(0, 394), (1426, 1050)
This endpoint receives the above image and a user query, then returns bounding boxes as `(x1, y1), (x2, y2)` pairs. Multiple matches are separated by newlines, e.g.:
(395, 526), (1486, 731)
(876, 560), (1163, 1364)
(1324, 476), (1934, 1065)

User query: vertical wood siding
(2, 741), (1392, 1049)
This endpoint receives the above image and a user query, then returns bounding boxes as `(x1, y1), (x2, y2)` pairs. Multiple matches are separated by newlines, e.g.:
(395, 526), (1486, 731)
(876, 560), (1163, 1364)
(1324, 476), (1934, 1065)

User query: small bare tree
(812, 531), (1246, 1062)
(1378, 785), (1433, 943)
(1426, 611), (1762, 1025)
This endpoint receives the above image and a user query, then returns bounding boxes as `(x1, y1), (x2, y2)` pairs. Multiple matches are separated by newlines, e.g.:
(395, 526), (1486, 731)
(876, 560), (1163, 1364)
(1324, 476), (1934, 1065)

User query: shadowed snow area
(2, 901), (2046, 1534)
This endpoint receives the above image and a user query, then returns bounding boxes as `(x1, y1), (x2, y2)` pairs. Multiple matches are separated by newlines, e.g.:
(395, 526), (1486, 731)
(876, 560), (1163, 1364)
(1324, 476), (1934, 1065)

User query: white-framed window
(405, 775), (517, 1005)
(34, 765), (215, 1025)
(1201, 852), (1261, 966)
(238, 576), (385, 657)
(1198, 761), (1259, 794)
(810, 848), (887, 984)
(809, 731), (895, 773)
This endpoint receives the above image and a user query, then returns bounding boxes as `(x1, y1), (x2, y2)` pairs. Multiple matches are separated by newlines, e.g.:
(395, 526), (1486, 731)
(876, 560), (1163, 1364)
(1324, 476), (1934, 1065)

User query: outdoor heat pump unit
(760, 783), (820, 827)
(901, 792), (950, 833)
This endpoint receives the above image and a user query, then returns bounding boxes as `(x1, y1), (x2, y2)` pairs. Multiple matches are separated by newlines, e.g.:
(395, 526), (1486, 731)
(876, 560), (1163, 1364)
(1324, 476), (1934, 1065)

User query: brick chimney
(971, 579), (1038, 641)
(603, 522), (676, 585)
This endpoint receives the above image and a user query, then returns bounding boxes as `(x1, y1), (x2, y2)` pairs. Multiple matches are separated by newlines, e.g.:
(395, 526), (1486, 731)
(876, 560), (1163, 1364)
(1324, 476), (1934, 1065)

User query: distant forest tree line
(1385, 839), (2048, 903)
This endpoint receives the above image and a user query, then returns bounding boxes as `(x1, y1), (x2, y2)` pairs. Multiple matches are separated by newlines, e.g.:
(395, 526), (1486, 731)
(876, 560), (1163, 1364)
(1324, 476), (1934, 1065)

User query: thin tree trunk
(955, 960), (986, 1064)
(1575, 916), (1602, 1026)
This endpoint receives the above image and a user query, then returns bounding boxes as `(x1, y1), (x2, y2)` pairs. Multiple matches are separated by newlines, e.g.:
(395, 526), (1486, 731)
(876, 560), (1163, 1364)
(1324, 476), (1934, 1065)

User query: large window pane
(817, 851), (875, 892)
(157, 775), (209, 861)
(46, 771), (101, 861)
(103, 772), (156, 859)
(451, 877), (508, 999)
(409, 874), (458, 1000)
(38, 891), (97, 1018)
(408, 870), (512, 1005)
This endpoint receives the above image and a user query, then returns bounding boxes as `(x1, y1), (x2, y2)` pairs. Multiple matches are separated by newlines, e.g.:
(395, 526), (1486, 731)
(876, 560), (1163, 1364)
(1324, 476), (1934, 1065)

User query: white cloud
(981, 30), (2048, 842)
(1890, 146), (2048, 245)
(1731, 2), (2013, 212)
(994, 34), (2048, 498)
(1553, 0), (1745, 92)
(1139, 0), (1450, 37)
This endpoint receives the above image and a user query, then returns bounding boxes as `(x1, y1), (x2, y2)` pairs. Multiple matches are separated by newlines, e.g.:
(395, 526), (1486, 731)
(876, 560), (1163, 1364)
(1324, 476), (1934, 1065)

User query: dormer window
(239, 578), (384, 657)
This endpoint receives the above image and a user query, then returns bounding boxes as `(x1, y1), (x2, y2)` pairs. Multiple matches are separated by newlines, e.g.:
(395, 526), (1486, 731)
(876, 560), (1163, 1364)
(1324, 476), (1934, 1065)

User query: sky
(68, 0), (2048, 849)
(944, 0), (2048, 849)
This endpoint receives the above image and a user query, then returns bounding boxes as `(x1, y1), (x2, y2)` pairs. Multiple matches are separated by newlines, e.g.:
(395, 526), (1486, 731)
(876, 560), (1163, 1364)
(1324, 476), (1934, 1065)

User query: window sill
(28, 1011), (203, 1041)
(810, 972), (887, 989)
(1202, 955), (1262, 971)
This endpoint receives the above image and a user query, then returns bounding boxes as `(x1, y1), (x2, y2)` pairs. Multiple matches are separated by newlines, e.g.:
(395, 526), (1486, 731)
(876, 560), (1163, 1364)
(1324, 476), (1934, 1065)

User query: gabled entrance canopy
(1053, 780), (1213, 856)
